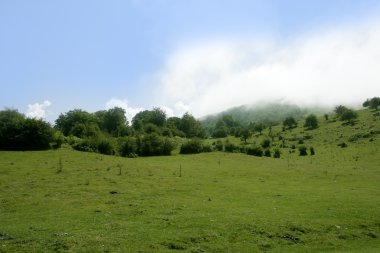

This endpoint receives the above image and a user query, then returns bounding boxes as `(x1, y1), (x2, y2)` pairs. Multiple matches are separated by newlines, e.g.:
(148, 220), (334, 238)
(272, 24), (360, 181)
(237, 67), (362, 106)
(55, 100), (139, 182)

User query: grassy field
(1, 109), (380, 252)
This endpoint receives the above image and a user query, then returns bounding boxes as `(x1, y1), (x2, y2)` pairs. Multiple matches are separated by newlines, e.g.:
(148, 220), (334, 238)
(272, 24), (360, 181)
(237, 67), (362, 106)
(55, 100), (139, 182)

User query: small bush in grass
(224, 140), (239, 152)
(214, 140), (224, 151)
(202, 144), (213, 153)
(264, 149), (271, 157)
(310, 146), (315, 156)
(261, 139), (271, 148)
(273, 148), (281, 158)
(97, 138), (115, 155)
(298, 145), (308, 156)
(119, 137), (137, 157)
(247, 145), (263, 157)
(180, 139), (203, 154)
(338, 142), (348, 148)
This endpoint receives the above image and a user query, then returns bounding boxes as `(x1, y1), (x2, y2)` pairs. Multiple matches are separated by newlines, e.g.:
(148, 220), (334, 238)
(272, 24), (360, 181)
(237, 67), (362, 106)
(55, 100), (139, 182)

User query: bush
(310, 146), (315, 156)
(264, 149), (271, 157)
(138, 134), (175, 156)
(246, 145), (263, 157)
(202, 144), (213, 153)
(118, 137), (137, 157)
(97, 138), (115, 155)
(338, 142), (348, 148)
(261, 139), (271, 148)
(214, 140), (224, 151)
(298, 145), (308, 156)
(273, 148), (281, 158)
(72, 138), (97, 152)
(180, 139), (203, 154)
(224, 140), (239, 152)
(52, 131), (64, 149)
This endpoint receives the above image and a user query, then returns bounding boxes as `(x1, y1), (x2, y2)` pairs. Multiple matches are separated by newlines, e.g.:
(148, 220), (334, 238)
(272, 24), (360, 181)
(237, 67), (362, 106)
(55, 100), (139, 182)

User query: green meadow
(1, 109), (380, 252)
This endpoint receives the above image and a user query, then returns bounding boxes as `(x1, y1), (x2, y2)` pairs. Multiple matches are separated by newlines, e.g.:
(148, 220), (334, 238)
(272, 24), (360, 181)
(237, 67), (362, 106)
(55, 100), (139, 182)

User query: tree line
(0, 96), (378, 155)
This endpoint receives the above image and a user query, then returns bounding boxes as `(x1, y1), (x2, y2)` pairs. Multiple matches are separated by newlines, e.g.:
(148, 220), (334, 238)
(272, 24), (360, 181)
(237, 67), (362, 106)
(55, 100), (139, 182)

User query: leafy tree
(180, 113), (206, 138)
(334, 105), (348, 117)
(283, 116), (297, 130)
(273, 148), (281, 158)
(261, 139), (271, 148)
(369, 97), (380, 110)
(99, 107), (128, 136)
(240, 128), (251, 143)
(55, 109), (98, 137)
(304, 114), (318, 129)
(0, 109), (53, 150)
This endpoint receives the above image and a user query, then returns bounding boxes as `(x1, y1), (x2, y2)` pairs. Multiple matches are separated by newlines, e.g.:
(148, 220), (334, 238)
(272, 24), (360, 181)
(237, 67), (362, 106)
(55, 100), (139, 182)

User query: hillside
(201, 102), (331, 131)
(0, 108), (379, 252)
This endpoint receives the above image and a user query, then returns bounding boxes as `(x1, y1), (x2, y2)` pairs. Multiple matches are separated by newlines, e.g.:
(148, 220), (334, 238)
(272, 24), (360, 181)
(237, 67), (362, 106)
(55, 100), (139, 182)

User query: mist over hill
(201, 102), (332, 130)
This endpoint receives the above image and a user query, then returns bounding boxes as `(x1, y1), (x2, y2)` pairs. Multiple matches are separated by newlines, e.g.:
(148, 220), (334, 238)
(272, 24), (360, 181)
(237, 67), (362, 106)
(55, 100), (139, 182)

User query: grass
(0, 109), (380, 252)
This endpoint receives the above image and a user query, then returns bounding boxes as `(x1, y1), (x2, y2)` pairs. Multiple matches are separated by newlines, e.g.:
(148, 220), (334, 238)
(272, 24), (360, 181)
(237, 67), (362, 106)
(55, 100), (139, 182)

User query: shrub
(273, 148), (281, 158)
(310, 146), (315, 155)
(72, 138), (97, 152)
(224, 140), (239, 152)
(261, 139), (271, 148)
(202, 144), (213, 153)
(119, 137), (137, 157)
(264, 149), (271, 157)
(304, 114), (319, 129)
(138, 133), (175, 156)
(338, 142), (348, 148)
(246, 145), (263, 157)
(180, 139), (203, 154)
(97, 138), (115, 155)
(214, 140), (224, 151)
(298, 145), (308, 156)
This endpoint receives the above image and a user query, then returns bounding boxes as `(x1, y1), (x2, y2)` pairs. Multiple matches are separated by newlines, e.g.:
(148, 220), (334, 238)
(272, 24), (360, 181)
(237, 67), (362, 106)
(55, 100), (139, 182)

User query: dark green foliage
(363, 97), (380, 110)
(324, 114), (329, 121)
(118, 137), (137, 157)
(340, 109), (358, 123)
(52, 131), (64, 149)
(138, 134), (175, 156)
(310, 147), (315, 156)
(96, 107), (129, 136)
(202, 144), (213, 153)
(334, 105), (349, 116)
(273, 148), (281, 158)
(246, 145), (263, 157)
(214, 140), (224, 151)
(132, 108), (167, 128)
(283, 116), (297, 130)
(72, 138), (98, 153)
(97, 138), (115, 155)
(240, 128), (251, 143)
(179, 113), (206, 138)
(298, 146), (308, 156)
(338, 142), (348, 148)
(304, 114), (319, 129)
(264, 149), (271, 157)
(224, 140), (239, 153)
(261, 139), (271, 148)
(0, 109), (53, 150)
(180, 139), (203, 154)
(55, 109), (98, 137)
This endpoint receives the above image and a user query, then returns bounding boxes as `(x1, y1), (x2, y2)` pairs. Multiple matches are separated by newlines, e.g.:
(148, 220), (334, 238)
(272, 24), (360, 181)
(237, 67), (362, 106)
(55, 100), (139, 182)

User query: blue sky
(1, 0), (380, 122)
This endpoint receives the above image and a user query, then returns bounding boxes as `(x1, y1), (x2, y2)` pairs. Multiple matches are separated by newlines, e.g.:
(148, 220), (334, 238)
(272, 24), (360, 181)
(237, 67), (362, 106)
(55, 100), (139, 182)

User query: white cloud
(105, 98), (144, 121)
(26, 100), (51, 119)
(157, 20), (380, 117)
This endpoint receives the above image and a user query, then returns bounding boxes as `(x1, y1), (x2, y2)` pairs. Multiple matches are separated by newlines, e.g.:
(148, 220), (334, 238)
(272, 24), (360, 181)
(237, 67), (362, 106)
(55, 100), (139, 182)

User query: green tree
(283, 116), (297, 130)
(180, 113), (206, 138)
(369, 97), (380, 110)
(304, 114), (318, 129)
(99, 107), (128, 136)
(334, 105), (348, 117)
(55, 109), (98, 137)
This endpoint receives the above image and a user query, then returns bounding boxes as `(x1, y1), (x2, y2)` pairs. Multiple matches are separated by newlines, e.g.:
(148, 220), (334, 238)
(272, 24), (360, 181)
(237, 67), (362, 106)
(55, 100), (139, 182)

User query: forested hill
(201, 103), (331, 131)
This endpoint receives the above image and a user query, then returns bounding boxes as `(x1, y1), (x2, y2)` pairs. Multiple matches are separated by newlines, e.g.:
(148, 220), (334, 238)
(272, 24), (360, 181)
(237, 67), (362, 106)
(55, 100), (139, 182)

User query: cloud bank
(157, 20), (380, 117)
(26, 100), (51, 119)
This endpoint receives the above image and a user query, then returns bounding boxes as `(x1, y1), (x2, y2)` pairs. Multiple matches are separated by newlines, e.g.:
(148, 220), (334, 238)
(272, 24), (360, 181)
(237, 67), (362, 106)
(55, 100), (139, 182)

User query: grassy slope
(0, 109), (380, 252)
